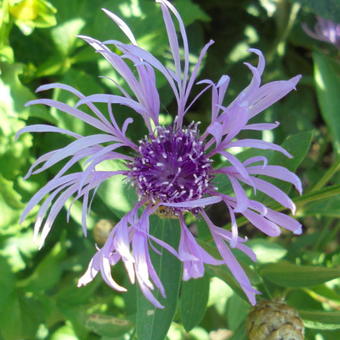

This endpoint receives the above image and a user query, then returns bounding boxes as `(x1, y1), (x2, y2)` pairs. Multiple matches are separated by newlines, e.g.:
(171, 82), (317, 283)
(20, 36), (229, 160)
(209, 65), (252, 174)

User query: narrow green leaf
(296, 184), (340, 210)
(313, 52), (340, 153)
(180, 275), (210, 332)
(301, 195), (340, 217)
(300, 310), (340, 330)
(86, 314), (133, 337)
(260, 262), (340, 287)
(136, 216), (181, 340)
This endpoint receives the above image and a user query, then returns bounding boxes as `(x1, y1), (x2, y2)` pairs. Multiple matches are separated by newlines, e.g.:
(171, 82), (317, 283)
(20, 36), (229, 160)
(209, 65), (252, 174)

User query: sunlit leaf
(86, 314), (133, 337)
(136, 216), (181, 340)
(313, 52), (340, 154)
(300, 310), (340, 330)
(260, 262), (340, 287)
(247, 238), (287, 263)
(180, 275), (210, 332)
(226, 293), (250, 331)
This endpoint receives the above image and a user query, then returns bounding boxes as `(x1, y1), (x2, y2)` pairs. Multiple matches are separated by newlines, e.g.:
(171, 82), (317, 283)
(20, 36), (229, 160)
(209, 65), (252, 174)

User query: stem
(312, 217), (332, 251)
(267, 0), (301, 61)
(295, 184), (340, 209)
(310, 158), (340, 192)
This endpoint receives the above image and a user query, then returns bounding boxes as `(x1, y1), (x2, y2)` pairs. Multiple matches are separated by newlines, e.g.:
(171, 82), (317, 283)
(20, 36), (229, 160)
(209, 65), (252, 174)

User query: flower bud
(93, 219), (114, 246)
(247, 299), (304, 340)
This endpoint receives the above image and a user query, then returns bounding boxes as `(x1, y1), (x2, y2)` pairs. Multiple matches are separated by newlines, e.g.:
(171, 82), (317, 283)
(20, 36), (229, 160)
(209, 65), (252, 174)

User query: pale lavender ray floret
(18, 0), (303, 308)
(303, 16), (340, 49)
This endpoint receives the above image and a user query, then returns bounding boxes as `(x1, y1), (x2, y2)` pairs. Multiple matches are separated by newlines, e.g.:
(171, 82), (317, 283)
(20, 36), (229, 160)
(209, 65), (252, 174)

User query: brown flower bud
(93, 219), (115, 246)
(247, 299), (304, 340)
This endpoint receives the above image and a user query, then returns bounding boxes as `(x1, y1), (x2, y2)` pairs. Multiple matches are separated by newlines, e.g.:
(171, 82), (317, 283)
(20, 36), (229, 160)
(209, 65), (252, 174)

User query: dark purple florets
(129, 124), (213, 215)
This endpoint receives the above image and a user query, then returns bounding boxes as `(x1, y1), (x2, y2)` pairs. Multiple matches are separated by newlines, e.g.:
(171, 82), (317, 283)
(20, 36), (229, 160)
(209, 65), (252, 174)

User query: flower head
(303, 16), (340, 49)
(19, 0), (302, 307)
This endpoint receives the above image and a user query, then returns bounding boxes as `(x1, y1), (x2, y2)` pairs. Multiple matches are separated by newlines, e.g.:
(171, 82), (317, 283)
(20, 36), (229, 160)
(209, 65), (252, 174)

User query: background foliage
(0, 0), (339, 339)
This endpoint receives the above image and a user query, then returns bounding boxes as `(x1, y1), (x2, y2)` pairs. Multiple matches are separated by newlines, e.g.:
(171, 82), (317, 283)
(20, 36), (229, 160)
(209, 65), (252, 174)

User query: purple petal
(248, 75), (301, 118)
(228, 176), (249, 213)
(244, 122), (280, 131)
(161, 196), (221, 208)
(242, 209), (281, 237)
(25, 99), (113, 134)
(16, 124), (81, 140)
(247, 165), (302, 194)
(35, 83), (113, 127)
(227, 139), (292, 158)
(251, 177), (296, 213)
(101, 8), (137, 44)
(265, 208), (303, 235)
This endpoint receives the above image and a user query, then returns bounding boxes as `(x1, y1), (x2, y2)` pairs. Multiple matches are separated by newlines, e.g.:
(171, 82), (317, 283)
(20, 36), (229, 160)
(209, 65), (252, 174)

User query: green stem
(295, 184), (340, 209)
(310, 158), (340, 192)
(312, 218), (333, 251)
(267, 0), (300, 61)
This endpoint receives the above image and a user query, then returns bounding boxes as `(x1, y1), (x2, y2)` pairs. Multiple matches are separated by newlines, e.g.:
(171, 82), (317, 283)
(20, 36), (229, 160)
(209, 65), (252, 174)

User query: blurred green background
(0, 0), (340, 339)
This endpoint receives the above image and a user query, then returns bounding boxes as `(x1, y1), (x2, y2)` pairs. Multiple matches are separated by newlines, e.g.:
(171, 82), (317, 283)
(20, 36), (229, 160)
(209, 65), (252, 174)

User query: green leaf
(96, 160), (136, 218)
(19, 241), (66, 291)
(51, 18), (85, 56)
(86, 314), (132, 338)
(299, 310), (340, 330)
(260, 262), (340, 287)
(226, 294), (250, 331)
(289, 0), (340, 22)
(228, 320), (247, 340)
(180, 275), (210, 332)
(247, 239), (287, 264)
(136, 216), (181, 340)
(296, 184), (340, 210)
(301, 195), (340, 217)
(0, 291), (22, 340)
(50, 322), (78, 340)
(206, 265), (249, 304)
(0, 175), (25, 230)
(0, 256), (15, 307)
(313, 52), (340, 153)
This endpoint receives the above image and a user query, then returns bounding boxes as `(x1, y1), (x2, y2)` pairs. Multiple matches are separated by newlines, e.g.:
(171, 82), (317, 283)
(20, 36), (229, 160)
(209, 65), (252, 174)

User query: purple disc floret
(129, 123), (213, 215)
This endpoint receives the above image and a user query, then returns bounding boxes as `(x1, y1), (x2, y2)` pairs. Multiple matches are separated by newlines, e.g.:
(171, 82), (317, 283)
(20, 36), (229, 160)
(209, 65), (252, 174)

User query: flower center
(129, 124), (212, 215)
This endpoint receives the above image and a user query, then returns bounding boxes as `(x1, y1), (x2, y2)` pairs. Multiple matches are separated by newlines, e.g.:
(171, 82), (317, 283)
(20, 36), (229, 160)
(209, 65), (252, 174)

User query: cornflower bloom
(303, 16), (340, 49)
(18, 0), (303, 308)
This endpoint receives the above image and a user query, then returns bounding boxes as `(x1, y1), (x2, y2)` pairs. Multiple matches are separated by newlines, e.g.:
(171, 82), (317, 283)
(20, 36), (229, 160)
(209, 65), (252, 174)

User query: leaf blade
(180, 275), (210, 332)
(136, 216), (182, 340)
(260, 262), (340, 287)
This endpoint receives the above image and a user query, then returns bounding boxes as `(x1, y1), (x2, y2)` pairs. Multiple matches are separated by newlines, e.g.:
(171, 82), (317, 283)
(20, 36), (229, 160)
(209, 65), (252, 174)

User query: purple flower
(303, 16), (340, 49)
(18, 0), (302, 308)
